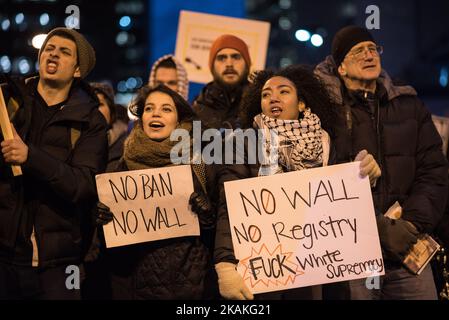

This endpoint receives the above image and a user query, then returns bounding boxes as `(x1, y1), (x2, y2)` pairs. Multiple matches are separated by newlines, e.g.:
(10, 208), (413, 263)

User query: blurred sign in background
(1, 0), (448, 114)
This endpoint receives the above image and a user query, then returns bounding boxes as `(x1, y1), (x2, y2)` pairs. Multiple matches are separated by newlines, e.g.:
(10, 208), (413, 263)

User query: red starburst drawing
(239, 243), (304, 289)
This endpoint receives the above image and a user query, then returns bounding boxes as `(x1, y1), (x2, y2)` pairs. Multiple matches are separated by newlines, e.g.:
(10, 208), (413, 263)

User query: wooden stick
(0, 86), (23, 176)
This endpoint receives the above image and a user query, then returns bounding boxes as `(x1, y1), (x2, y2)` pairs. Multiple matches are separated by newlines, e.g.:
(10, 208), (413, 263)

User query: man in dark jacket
(315, 26), (448, 299)
(193, 34), (251, 131)
(0, 27), (108, 299)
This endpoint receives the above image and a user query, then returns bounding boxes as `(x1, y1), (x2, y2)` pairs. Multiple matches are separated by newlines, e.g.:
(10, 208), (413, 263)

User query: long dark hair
(239, 65), (336, 136)
(129, 84), (195, 123)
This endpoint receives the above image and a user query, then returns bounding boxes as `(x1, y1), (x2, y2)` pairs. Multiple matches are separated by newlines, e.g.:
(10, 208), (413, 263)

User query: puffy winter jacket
(314, 56), (448, 233)
(0, 76), (108, 267)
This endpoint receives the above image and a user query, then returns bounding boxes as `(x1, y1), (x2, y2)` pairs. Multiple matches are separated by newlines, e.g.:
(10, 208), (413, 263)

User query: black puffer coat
(0, 76), (108, 267)
(105, 160), (217, 300)
(193, 81), (249, 130)
(314, 56), (448, 233)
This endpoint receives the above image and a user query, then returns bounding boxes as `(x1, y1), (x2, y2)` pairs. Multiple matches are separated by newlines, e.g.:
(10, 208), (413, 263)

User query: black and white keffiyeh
(255, 108), (323, 175)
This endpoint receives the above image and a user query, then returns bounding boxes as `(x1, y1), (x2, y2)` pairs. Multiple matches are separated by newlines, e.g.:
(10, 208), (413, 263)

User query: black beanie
(332, 26), (375, 67)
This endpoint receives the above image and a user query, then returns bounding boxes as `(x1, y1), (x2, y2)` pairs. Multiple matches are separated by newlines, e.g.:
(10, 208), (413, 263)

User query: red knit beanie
(209, 34), (251, 72)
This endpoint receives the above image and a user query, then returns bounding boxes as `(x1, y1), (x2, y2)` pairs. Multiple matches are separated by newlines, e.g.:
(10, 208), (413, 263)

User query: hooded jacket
(314, 56), (448, 233)
(0, 75), (108, 267)
(148, 54), (189, 100)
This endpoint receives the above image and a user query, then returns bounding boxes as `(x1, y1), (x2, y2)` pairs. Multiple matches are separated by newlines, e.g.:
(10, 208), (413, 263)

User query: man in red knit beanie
(193, 34), (252, 131)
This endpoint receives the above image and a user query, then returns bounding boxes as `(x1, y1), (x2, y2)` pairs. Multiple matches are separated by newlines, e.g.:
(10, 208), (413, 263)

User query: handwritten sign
(224, 162), (384, 294)
(175, 10), (270, 84)
(96, 165), (199, 248)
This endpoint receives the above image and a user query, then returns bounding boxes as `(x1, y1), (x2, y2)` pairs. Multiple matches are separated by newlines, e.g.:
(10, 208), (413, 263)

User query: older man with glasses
(315, 26), (448, 300)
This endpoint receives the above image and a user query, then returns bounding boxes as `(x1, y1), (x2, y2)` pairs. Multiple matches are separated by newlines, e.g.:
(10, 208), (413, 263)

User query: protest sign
(224, 162), (384, 294)
(96, 165), (199, 248)
(175, 10), (270, 84)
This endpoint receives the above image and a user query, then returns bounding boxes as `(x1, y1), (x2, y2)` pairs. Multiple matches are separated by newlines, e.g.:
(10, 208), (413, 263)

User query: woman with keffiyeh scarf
(214, 65), (381, 300)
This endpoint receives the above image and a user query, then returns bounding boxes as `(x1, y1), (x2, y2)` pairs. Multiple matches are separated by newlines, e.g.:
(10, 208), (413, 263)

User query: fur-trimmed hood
(148, 54), (189, 100)
(314, 55), (417, 104)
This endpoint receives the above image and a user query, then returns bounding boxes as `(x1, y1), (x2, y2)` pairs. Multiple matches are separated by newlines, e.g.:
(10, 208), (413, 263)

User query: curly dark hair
(239, 65), (336, 137)
(129, 84), (195, 122)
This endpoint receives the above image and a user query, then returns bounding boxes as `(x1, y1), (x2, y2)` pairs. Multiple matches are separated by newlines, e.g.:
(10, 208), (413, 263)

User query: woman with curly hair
(239, 65), (337, 175)
(214, 65), (381, 300)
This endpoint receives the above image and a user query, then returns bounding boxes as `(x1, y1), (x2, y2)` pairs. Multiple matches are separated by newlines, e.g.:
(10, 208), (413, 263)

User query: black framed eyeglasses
(347, 45), (384, 60)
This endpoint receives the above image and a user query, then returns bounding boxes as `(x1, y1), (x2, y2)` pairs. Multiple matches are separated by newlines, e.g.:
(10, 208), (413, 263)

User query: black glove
(189, 191), (215, 228)
(376, 214), (419, 262)
(93, 201), (114, 226)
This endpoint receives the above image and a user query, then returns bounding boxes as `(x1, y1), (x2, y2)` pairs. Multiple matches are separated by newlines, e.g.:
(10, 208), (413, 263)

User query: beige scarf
(123, 121), (192, 170)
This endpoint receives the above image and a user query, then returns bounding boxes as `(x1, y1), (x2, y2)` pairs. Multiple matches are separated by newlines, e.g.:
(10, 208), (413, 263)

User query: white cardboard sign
(96, 165), (199, 248)
(224, 162), (384, 294)
(175, 10), (270, 84)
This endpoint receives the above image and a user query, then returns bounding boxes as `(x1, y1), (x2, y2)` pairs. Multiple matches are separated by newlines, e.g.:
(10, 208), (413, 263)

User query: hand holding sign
(95, 165), (200, 248)
(0, 87), (22, 176)
(93, 201), (114, 226)
(215, 262), (254, 300)
(1, 124), (29, 165)
(355, 150), (381, 187)
(189, 191), (215, 227)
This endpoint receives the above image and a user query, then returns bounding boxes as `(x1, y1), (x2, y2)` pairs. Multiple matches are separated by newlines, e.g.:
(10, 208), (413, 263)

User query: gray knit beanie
(39, 27), (96, 79)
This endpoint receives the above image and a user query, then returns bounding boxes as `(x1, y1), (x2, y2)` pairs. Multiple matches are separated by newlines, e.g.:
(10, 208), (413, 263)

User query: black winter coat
(104, 160), (217, 300)
(193, 81), (249, 130)
(0, 76), (108, 267)
(315, 56), (448, 233)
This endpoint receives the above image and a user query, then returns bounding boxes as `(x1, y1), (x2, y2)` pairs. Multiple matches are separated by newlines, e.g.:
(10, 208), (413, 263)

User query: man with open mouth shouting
(0, 27), (108, 299)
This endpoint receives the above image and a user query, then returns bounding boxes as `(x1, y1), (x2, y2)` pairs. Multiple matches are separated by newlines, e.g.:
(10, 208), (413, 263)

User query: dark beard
(212, 68), (249, 93)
